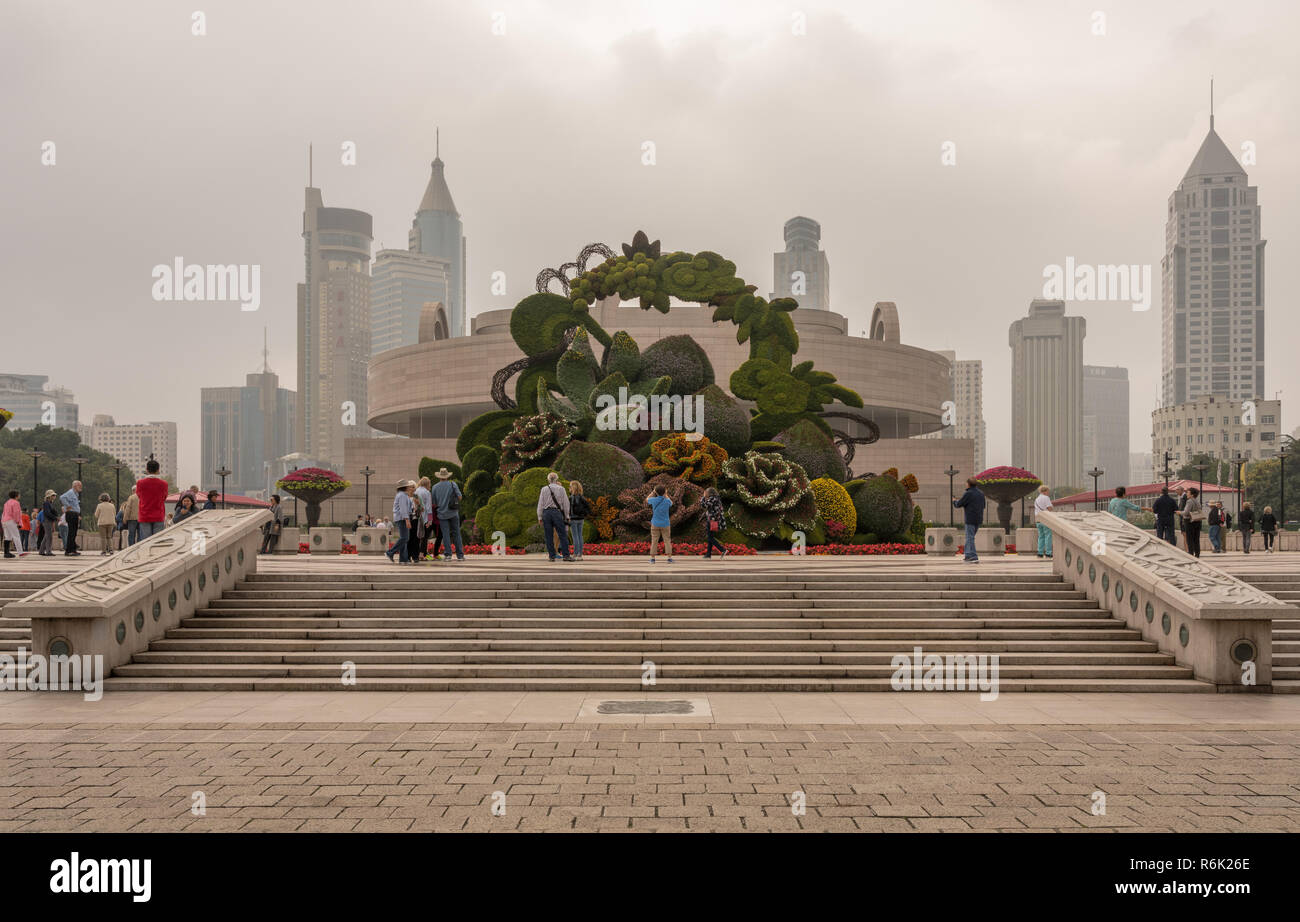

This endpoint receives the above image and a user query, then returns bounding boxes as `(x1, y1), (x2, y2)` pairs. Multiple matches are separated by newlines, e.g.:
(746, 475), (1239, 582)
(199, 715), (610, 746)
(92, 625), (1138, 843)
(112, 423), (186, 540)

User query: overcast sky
(2, 0), (1296, 486)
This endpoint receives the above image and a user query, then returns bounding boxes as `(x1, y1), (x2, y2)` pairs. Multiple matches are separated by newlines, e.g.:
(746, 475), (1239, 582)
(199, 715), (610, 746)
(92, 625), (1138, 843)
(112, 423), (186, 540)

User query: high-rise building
(771, 216), (830, 311)
(86, 416), (178, 483)
(1009, 299), (1086, 490)
(297, 186), (373, 469)
(409, 147), (466, 338)
(1151, 395), (1281, 479)
(370, 250), (451, 354)
(1083, 365), (1130, 487)
(1160, 104), (1265, 406)
(919, 351), (986, 471)
(201, 341), (297, 497)
(0, 374), (78, 431)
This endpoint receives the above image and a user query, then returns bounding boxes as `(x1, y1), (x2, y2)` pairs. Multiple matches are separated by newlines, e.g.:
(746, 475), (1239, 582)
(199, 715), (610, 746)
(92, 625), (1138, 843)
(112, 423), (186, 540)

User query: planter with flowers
(275, 467), (351, 529)
(972, 465), (1042, 538)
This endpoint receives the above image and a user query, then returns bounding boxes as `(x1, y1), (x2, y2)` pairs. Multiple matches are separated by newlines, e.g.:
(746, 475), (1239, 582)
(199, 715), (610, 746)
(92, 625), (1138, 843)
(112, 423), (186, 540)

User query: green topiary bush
(774, 418), (847, 483)
(639, 334), (715, 397)
(475, 467), (555, 548)
(418, 458), (462, 483)
(718, 450), (818, 539)
(847, 475), (913, 539)
(456, 409), (520, 462)
(696, 384), (751, 458)
(554, 441), (644, 503)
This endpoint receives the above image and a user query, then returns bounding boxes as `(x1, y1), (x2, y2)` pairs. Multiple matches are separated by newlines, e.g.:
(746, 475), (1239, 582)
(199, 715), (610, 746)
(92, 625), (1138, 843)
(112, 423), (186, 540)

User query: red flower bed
(463, 544), (527, 555)
(804, 543), (924, 555)
(582, 542), (758, 556)
(298, 542), (309, 553)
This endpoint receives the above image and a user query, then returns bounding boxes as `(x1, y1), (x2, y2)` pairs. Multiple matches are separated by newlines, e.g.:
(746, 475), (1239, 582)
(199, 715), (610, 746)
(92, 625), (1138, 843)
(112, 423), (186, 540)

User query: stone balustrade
(1038, 510), (1290, 689)
(4, 508), (269, 669)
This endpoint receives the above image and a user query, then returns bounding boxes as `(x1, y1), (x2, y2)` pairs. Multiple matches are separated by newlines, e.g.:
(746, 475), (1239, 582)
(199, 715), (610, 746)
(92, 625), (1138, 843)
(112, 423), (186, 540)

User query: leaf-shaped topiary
(474, 467), (555, 548)
(810, 477), (856, 535)
(639, 334), (715, 397)
(499, 413), (574, 477)
(554, 440), (644, 503)
(643, 433), (728, 484)
(456, 409), (521, 462)
(614, 474), (707, 539)
(718, 451), (817, 539)
(773, 418), (848, 483)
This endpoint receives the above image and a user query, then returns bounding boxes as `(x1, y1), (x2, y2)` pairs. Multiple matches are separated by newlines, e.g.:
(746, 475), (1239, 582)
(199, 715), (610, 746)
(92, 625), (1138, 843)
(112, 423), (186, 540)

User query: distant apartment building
(201, 358), (296, 498)
(918, 350), (986, 472)
(0, 373), (78, 431)
(770, 216), (830, 312)
(86, 416), (178, 483)
(370, 249), (452, 354)
(1150, 395), (1281, 479)
(1009, 299), (1086, 490)
(1082, 365), (1130, 487)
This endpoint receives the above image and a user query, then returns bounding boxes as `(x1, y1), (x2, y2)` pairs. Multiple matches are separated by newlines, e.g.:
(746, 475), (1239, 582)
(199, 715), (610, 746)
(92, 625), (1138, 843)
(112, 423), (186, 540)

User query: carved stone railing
(1038, 510), (1289, 690)
(5, 508), (269, 670)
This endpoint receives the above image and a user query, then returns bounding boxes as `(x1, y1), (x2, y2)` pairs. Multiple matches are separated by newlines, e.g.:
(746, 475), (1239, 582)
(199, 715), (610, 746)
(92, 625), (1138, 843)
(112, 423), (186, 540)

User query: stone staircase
(1225, 568), (1300, 692)
(107, 569), (1212, 692)
(0, 571), (69, 656)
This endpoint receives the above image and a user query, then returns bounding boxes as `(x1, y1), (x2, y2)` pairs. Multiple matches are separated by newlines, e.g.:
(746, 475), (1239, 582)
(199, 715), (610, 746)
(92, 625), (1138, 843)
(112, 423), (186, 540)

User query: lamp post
(1279, 445), (1289, 528)
(215, 466), (231, 509)
(360, 465), (376, 521)
(1162, 450), (1174, 489)
(1193, 463), (1208, 501)
(108, 462), (125, 507)
(291, 466), (299, 527)
(1087, 467), (1105, 512)
(944, 465), (959, 527)
(70, 455), (89, 483)
(25, 449), (45, 510)
(1231, 452), (1247, 517)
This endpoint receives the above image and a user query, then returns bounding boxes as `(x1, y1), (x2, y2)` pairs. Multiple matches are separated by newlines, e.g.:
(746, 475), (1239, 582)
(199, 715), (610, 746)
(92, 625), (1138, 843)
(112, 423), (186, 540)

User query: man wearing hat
(39, 489), (59, 556)
(386, 480), (416, 564)
(429, 468), (465, 561)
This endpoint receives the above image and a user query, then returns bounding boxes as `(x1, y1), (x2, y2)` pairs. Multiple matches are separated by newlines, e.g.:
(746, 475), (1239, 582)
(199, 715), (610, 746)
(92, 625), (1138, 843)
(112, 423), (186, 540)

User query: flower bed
(582, 542), (758, 556)
(804, 543), (924, 555)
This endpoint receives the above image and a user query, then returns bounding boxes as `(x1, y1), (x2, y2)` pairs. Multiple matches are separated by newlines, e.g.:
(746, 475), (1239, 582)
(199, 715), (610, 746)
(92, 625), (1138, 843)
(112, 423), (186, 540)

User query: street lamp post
(25, 449), (45, 510)
(1087, 467), (1105, 512)
(360, 466), (376, 521)
(1193, 463), (1208, 502)
(109, 462), (125, 507)
(215, 466), (231, 509)
(1231, 453), (1247, 518)
(944, 465), (959, 527)
(1278, 445), (1289, 529)
(1162, 450), (1174, 489)
(70, 455), (89, 483)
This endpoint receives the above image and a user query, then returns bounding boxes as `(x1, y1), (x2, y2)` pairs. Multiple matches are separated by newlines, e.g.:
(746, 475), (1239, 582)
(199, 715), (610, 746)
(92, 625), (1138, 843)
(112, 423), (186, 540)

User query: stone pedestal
(275, 528), (303, 555)
(308, 527), (342, 554)
(1015, 527), (1039, 555)
(354, 527), (390, 555)
(972, 529), (1005, 555)
(923, 528), (960, 556)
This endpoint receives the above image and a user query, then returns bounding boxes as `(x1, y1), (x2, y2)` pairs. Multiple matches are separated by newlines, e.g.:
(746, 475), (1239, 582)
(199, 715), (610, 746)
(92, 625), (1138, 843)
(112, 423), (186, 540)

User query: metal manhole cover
(596, 699), (695, 715)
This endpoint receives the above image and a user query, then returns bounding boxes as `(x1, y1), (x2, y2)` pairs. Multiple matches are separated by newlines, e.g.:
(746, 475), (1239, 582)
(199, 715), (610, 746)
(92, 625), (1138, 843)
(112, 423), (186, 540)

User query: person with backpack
(568, 480), (590, 560)
(646, 483), (674, 563)
(1260, 506), (1278, 553)
(702, 486), (727, 559)
(1239, 501), (1256, 555)
(430, 468), (466, 561)
(535, 472), (573, 562)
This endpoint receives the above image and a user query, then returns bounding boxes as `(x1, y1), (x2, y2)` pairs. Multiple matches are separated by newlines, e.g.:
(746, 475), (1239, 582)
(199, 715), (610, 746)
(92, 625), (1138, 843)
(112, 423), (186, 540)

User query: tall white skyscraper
(1161, 102), (1265, 406)
(771, 216), (830, 311)
(922, 350), (986, 472)
(409, 143), (466, 337)
(1009, 299), (1086, 490)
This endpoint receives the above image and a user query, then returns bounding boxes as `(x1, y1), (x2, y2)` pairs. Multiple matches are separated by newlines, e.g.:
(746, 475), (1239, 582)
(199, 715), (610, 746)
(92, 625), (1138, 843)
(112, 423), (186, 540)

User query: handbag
(709, 520), (720, 532)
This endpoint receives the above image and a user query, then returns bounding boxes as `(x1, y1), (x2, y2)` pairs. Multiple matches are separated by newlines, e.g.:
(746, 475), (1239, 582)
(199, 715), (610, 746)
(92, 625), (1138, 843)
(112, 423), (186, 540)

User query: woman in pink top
(2, 490), (25, 558)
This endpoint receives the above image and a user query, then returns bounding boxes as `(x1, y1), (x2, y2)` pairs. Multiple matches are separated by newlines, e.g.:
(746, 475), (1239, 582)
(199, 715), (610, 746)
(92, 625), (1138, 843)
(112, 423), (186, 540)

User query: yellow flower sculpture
(810, 477), (856, 535)
(643, 433), (729, 484)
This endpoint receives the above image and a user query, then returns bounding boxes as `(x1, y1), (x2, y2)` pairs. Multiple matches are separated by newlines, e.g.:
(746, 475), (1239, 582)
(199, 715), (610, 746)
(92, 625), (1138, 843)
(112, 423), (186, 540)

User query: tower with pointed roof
(1160, 95), (1265, 407)
(408, 135), (467, 337)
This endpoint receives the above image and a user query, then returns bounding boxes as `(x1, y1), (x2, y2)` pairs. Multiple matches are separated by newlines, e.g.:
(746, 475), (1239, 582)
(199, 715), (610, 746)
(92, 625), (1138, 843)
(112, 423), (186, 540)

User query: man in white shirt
(1033, 485), (1054, 558)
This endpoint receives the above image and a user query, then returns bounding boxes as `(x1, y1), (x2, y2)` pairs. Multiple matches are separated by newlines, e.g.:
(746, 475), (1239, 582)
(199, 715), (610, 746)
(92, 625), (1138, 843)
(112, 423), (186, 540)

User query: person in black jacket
(953, 478), (986, 563)
(38, 489), (59, 556)
(568, 481), (591, 560)
(1152, 487), (1178, 546)
(1260, 506), (1278, 553)
(1207, 502), (1223, 553)
(702, 487), (727, 559)
(1239, 501), (1256, 554)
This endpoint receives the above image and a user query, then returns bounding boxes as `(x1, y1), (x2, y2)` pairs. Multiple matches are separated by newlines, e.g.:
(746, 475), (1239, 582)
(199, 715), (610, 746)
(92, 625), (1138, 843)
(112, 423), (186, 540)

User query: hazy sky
(2, 0), (1297, 486)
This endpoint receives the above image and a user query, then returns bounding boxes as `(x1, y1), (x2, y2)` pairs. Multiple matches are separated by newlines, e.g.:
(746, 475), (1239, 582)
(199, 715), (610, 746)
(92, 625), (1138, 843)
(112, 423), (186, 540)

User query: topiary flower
(614, 474), (706, 539)
(589, 495), (619, 541)
(901, 473), (919, 494)
(718, 451), (818, 539)
(643, 433), (728, 484)
(810, 477), (856, 535)
(499, 413), (574, 477)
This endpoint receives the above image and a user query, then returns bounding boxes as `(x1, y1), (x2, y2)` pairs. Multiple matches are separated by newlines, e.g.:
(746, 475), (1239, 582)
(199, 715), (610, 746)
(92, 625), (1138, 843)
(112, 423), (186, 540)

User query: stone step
(176, 615), (1127, 631)
(206, 597), (1100, 611)
(217, 588), (1093, 601)
(162, 626), (1148, 641)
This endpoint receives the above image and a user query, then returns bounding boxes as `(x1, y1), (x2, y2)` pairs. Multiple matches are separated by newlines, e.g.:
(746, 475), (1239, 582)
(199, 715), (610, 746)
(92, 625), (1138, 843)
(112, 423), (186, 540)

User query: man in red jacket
(135, 458), (170, 540)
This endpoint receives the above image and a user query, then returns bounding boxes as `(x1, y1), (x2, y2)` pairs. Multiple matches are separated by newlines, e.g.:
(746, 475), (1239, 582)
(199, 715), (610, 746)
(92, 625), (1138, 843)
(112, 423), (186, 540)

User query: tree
(0, 424), (143, 511)
(1244, 455), (1300, 527)
(1176, 453), (1231, 486)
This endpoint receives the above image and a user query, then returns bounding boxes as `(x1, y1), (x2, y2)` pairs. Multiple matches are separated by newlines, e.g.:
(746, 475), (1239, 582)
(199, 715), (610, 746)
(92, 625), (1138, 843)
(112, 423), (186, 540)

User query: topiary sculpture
(474, 467), (555, 548)
(810, 477), (857, 536)
(554, 440), (644, 503)
(846, 473), (913, 540)
(695, 384), (750, 457)
(773, 418), (848, 483)
(643, 433), (728, 485)
(499, 413), (574, 477)
(718, 450), (818, 540)
(614, 474), (706, 540)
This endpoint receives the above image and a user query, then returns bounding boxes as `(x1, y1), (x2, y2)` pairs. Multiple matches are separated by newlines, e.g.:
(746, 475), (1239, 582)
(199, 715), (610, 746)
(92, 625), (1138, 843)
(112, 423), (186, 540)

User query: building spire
(262, 326), (271, 373)
(436, 127), (440, 160)
(1210, 76), (1214, 130)
(308, 142), (313, 187)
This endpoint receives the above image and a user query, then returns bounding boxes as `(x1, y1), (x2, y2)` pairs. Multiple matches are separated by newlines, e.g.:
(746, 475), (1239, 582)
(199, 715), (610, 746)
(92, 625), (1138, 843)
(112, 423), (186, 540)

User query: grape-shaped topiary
(695, 384), (750, 457)
(718, 451), (818, 539)
(499, 414), (574, 477)
(639, 334), (715, 397)
(643, 433), (728, 484)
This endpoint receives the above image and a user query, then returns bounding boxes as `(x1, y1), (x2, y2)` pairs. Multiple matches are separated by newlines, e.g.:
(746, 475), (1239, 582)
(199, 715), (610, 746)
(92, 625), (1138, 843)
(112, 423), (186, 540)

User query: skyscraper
(1082, 365), (1130, 487)
(201, 339), (296, 497)
(1160, 102), (1265, 406)
(920, 351), (986, 471)
(771, 216), (830, 311)
(297, 185), (373, 469)
(0, 374), (78, 431)
(1009, 299), (1086, 490)
(371, 250), (451, 354)
(409, 145), (466, 338)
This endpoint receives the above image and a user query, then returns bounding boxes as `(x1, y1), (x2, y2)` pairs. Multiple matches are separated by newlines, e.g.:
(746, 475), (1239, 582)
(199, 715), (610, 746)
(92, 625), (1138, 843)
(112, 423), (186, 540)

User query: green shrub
(475, 467), (555, 548)
(461, 444), (500, 480)
(639, 334), (715, 396)
(774, 418), (847, 483)
(696, 384), (751, 457)
(456, 409), (520, 462)
(848, 475), (913, 539)
(555, 441), (644, 502)
(417, 458), (462, 483)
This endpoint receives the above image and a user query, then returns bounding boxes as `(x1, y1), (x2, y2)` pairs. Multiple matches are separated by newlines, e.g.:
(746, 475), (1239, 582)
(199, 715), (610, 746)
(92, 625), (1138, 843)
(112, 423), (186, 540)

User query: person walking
(646, 484), (673, 563)
(702, 486), (727, 559)
(1107, 486), (1141, 522)
(1238, 501), (1256, 555)
(386, 481), (414, 564)
(953, 477), (986, 563)
(1260, 506), (1278, 553)
(415, 477), (435, 561)
(93, 492), (116, 555)
(429, 468), (465, 561)
(2, 490), (24, 558)
(18, 507), (30, 555)
(135, 458), (169, 540)
(1182, 487), (1205, 558)
(1152, 487), (1178, 546)
(1176, 487), (1188, 551)
(1032, 484), (1053, 558)
(121, 486), (139, 546)
(60, 480), (82, 556)
(568, 481), (590, 560)
(260, 495), (283, 554)
(536, 472), (573, 562)
(406, 478), (427, 563)
(29, 506), (42, 552)
(39, 490), (57, 556)
(1207, 502), (1223, 553)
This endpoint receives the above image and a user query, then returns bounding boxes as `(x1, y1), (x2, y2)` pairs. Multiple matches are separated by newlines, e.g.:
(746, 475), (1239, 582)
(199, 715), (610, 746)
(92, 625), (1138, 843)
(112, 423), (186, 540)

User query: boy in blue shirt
(647, 485), (674, 563)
